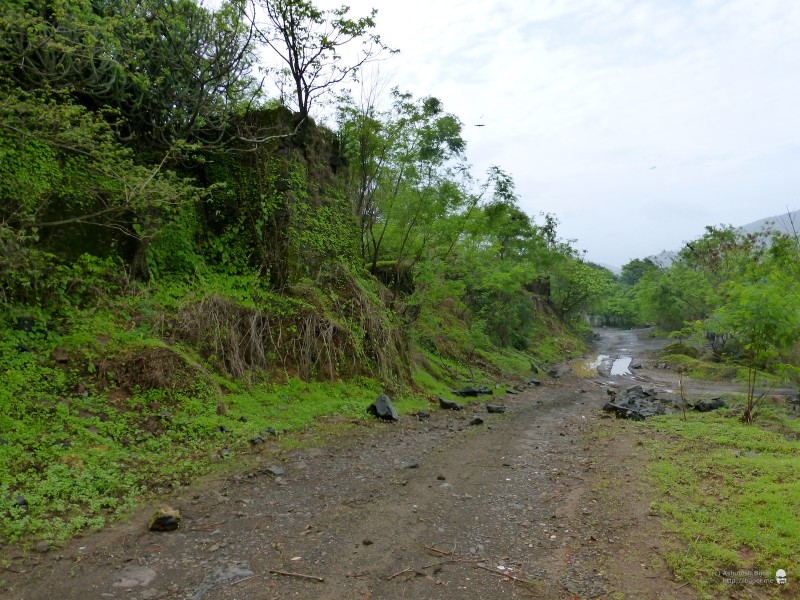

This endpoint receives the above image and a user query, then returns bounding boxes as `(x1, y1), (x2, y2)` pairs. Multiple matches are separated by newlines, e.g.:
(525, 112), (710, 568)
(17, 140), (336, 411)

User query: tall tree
(253, 0), (394, 119)
(0, 0), (256, 147)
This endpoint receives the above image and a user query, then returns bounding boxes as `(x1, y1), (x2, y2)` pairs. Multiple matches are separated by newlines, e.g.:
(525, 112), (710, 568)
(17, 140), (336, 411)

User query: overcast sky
(308, 0), (800, 268)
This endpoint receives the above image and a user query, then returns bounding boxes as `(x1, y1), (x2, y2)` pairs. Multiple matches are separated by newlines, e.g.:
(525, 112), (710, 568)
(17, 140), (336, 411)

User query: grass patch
(0, 271), (579, 550)
(660, 354), (742, 381)
(644, 404), (800, 597)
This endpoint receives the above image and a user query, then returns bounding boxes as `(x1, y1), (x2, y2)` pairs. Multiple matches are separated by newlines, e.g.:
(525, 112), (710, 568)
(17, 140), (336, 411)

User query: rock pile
(603, 385), (726, 420)
(602, 385), (677, 421)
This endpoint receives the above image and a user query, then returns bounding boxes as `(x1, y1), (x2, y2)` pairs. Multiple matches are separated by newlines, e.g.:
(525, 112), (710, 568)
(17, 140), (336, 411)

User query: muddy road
(4, 329), (701, 600)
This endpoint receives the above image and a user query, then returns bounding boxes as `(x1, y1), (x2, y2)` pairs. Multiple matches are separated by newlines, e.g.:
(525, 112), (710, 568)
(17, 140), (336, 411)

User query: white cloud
(309, 0), (800, 265)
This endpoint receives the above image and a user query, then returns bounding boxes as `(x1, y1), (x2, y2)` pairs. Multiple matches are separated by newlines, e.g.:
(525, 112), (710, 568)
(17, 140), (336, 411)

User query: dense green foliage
(602, 225), (800, 420)
(0, 0), (608, 547)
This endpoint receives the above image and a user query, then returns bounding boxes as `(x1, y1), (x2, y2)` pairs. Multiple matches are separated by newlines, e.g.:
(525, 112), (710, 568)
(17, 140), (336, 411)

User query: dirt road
(3, 329), (702, 599)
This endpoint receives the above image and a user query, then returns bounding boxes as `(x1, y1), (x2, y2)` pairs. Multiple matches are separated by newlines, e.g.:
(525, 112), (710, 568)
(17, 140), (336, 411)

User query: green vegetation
(598, 224), (800, 422)
(645, 404), (800, 597)
(0, 0), (605, 548)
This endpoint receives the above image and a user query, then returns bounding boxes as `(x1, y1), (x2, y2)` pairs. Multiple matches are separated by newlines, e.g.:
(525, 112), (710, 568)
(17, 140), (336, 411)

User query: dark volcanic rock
(439, 397), (461, 410)
(486, 404), (508, 414)
(16, 317), (35, 332)
(367, 394), (399, 421)
(469, 417), (485, 426)
(524, 378), (542, 386)
(693, 397), (725, 412)
(602, 385), (679, 420)
(548, 369), (559, 379)
(417, 410), (431, 420)
(453, 386), (478, 397)
(452, 385), (494, 397)
(602, 402), (645, 421)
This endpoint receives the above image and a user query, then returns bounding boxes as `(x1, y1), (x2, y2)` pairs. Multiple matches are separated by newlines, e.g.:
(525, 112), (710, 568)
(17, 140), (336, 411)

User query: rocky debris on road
(469, 417), (485, 426)
(417, 409), (431, 419)
(602, 385), (678, 421)
(264, 465), (285, 477)
(524, 377), (541, 386)
(439, 397), (461, 410)
(148, 506), (181, 531)
(452, 385), (493, 397)
(548, 369), (560, 378)
(367, 393), (399, 421)
(486, 404), (508, 414)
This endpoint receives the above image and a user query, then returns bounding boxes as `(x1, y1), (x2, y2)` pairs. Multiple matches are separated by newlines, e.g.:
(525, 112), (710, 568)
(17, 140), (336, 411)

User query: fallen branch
(476, 564), (529, 584)
(191, 520), (228, 532)
(423, 544), (451, 556)
(422, 557), (484, 569)
(386, 566), (412, 580)
(268, 569), (324, 582)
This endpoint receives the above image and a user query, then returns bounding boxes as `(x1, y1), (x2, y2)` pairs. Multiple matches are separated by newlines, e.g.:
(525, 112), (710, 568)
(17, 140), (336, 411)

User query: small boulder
(367, 394), (399, 421)
(693, 397), (725, 412)
(469, 417), (484, 426)
(417, 410), (431, 420)
(453, 386), (479, 397)
(486, 404), (508, 414)
(265, 465), (285, 477)
(149, 506), (181, 532)
(13, 495), (28, 512)
(50, 348), (70, 363)
(548, 369), (559, 379)
(439, 397), (461, 410)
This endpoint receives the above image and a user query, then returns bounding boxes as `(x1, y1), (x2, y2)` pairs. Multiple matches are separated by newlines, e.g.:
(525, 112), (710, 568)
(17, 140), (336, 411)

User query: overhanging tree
(252, 0), (395, 119)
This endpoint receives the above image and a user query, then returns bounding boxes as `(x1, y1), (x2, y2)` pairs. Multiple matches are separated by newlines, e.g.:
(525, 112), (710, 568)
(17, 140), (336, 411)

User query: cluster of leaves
(337, 88), (609, 357)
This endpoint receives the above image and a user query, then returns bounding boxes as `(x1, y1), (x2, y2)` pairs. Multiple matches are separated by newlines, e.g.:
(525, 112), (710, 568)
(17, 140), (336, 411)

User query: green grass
(0, 270), (581, 550)
(660, 354), (741, 380)
(0, 328), (431, 548)
(644, 405), (800, 597)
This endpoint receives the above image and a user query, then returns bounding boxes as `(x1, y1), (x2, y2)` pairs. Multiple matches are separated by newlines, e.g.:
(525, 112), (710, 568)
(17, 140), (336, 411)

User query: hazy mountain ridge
(645, 209), (800, 269)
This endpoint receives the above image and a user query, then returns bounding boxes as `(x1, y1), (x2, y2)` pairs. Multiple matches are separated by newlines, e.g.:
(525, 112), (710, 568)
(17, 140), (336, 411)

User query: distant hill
(739, 209), (800, 237)
(646, 209), (800, 268)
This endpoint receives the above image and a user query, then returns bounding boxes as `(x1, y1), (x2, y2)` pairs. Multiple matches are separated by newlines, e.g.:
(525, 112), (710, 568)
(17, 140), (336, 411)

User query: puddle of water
(571, 355), (609, 378)
(610, 356), (632, 376)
